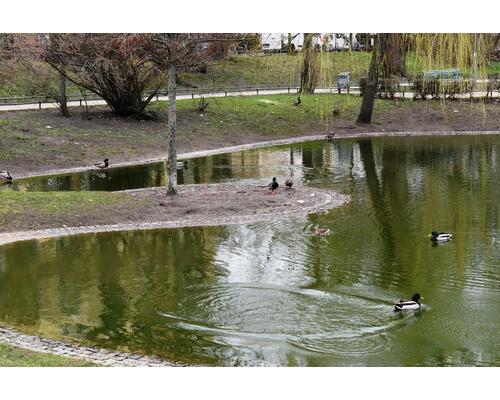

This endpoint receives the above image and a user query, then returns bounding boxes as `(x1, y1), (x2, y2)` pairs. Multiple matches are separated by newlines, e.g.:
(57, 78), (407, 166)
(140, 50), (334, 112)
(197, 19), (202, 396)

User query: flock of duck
(2, 151), (454, 313)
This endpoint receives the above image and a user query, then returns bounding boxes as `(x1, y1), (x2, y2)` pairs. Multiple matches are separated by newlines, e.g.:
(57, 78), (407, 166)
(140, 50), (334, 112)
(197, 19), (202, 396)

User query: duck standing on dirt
(176, 160), (188, 170)
(267, 177), (279, 194)
(94, 159), (109, 169)
(285, 179), (293, 190)
(326, 131), (335, 141)
(0, 170), (13, 184)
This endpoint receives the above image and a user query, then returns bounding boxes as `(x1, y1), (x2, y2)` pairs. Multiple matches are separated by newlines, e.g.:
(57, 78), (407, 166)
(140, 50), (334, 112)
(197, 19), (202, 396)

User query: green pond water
(1, 135), (499, 366)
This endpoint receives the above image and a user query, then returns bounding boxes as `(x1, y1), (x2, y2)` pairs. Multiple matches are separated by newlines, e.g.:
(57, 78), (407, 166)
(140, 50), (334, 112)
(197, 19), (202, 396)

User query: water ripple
(158, 284), (420, 359)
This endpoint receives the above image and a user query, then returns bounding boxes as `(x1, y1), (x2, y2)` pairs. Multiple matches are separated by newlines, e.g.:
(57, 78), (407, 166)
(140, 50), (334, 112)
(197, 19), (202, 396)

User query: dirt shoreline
(1, 94), (500, 178)
(11, 129), (500, 180)
(0, 183), (350, 244)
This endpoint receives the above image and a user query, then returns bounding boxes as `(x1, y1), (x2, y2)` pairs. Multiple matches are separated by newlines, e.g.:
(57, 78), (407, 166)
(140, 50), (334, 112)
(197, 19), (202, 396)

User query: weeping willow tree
(299, 33), (320, 94)
(409, 33), (490, 79)
(356, 33), (391, 124)
(357, 33), (491, 124)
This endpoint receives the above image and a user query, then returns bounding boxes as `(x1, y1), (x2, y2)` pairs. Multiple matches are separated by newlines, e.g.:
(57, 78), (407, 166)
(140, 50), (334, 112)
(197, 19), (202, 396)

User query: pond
(3, 145), (316, 192)
(1, 135), (499, 366)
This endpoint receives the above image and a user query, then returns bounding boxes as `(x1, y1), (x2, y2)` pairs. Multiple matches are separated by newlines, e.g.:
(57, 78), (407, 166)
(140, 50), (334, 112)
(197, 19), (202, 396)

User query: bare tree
(1, 34), (69, 115)
(148, 33), (237, 196)
(57, 63), (70, 117)
(43, 34), (162, 117)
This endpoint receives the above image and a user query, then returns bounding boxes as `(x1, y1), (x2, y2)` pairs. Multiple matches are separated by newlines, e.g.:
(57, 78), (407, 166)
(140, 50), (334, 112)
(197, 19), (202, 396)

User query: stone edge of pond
(0, 186), (350, 246)
(15, 130), (500, 179)
(0, 324), (184, 367)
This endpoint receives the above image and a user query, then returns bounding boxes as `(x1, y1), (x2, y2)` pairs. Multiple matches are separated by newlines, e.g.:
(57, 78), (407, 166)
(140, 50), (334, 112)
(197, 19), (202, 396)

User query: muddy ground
(1, 97), (499, 176)
(0, 183), (349, 238)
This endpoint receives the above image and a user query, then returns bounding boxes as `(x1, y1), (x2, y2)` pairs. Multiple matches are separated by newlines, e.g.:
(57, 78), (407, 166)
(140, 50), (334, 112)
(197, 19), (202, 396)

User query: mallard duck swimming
(94, 159), (109, 169)
(394, 293), (423, 311)
(313, 225), (330, 236)
(0, 170), (13, 184)
(428, 231), (452, 242)
(267, 177), (279, 194)
(285, 179), (293, 190)
(325, 131), (335, 141)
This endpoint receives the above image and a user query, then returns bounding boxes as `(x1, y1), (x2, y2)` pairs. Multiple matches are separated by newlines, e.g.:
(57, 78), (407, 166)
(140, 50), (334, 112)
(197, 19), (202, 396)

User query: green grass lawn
(0, 342), (95, 367)
(179, 52), (372, 89)
(0, 191), (144, 233)
(487, 61), (500, 74)
(0, 191), (129, 216)
(149, 92), (413, 136)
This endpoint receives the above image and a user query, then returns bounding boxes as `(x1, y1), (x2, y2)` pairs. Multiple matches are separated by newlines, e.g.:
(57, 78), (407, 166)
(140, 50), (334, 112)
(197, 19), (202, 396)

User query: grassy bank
(0, 342), (95, 367)
(0, 191), (150, 233)
(0, 53), (371, 97)
(1, 92), (499, 176)
(2, 53), (499, 98)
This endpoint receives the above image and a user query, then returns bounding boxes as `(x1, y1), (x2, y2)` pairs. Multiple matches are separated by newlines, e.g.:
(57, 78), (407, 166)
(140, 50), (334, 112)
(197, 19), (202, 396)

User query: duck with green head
(428, 231), (452, 242)
(394, 293), (423, 311)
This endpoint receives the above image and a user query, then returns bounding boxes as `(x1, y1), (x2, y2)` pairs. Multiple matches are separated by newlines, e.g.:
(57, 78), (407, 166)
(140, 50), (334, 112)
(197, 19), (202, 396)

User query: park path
(0, 88), (300, 111)
(1, 86), (498, 112)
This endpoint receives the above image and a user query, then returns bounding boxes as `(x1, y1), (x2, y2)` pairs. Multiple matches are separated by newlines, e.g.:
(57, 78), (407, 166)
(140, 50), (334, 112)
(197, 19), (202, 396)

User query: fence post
(191, 93), (194, 99)
(288, 87), (290, 93)
(256, 88), (259, 95)
(80, 99), (82, 106)
(225, 91), (227, 97)
(38, 101), (41, 109)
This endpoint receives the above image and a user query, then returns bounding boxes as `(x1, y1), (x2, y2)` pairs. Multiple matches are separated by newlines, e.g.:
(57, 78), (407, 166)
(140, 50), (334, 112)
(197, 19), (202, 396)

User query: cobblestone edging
(15, 130), (500, 179)
(0, 325), (180, 367)
(0, 187), (350, 246)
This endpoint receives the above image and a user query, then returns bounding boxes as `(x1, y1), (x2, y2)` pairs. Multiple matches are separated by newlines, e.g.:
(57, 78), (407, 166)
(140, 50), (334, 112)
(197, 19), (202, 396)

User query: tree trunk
(59, 65), (70, 117)
(167, 63), (177, 196)
(356, 34), (384, 124)
(380, 34), (407, 78)
(300, 33), (318, 94)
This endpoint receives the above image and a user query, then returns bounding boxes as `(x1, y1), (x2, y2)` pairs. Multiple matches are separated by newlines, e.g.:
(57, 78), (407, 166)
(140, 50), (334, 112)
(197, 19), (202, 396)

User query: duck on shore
(94, 159), (109, 169)
(325, 131), (335, 141)
(285, 179), (293, 190)
(394, 293), (423, 311)
(428, 231), (453, 242)
(176, 160), (188, 170)
(0, 171), (13, 184)
(267, 177), (279, 194)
